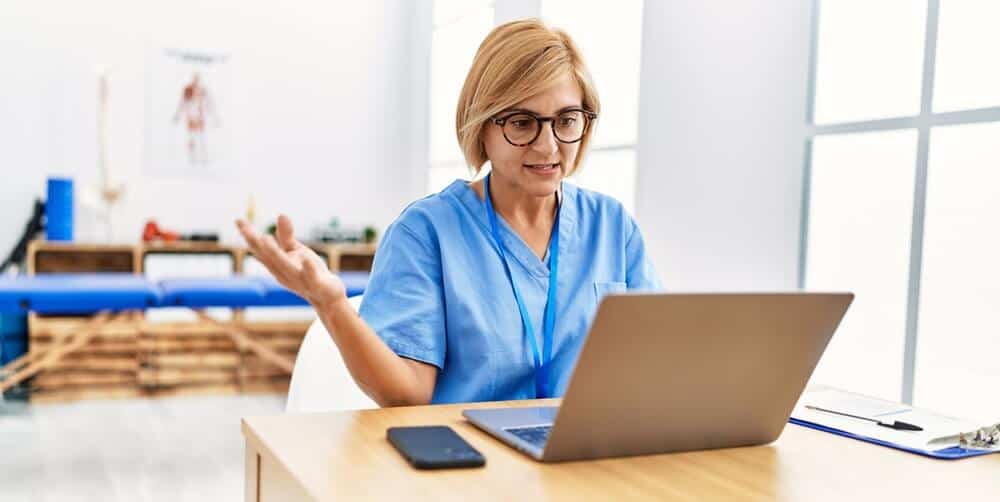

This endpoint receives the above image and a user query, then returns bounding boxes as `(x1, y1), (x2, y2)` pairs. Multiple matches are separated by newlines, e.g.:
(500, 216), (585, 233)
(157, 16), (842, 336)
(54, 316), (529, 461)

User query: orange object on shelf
(142, 220), (179, 242)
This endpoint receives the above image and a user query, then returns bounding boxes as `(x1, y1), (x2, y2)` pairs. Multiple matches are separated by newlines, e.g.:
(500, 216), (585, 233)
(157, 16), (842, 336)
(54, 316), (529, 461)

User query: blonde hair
(456, 19), (600, 175)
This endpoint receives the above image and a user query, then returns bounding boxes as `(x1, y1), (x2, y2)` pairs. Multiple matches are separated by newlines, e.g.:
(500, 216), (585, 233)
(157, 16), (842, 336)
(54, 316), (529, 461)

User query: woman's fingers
(235, 218), (333, 304)
(276, 214), (297, 252)
(259, 234), (300, 277)
(238, 219), (294, 273)
(236, 219), (271, 264)
(235, 219), (259, 248)
(236, 219), (273, 264)
(301, 253), (322, 282)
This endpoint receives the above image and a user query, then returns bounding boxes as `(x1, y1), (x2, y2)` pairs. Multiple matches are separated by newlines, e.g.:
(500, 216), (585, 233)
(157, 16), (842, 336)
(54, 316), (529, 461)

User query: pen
(805, 405), (924, 432)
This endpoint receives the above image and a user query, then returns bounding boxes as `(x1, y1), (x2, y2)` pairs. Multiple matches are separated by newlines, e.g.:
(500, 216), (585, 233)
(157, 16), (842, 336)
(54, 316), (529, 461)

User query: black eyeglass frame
(491, 108), (598, 147)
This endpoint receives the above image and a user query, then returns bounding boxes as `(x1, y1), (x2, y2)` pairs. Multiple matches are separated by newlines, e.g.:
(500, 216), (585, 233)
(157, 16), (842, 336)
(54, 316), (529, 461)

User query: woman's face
(483, 73), (585, 198)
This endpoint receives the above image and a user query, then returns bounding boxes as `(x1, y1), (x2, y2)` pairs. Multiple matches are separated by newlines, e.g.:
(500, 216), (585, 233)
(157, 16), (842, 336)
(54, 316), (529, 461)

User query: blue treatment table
(0, 273), (368, 313)
(255, 272), (369, 306)
(158, 278), (269, 308)
(0, 272), (369, 392)
(0, 274), (162, 314)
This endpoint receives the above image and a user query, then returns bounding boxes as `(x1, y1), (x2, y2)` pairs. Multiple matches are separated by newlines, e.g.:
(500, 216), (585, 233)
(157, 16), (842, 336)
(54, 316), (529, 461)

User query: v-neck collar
(445, 179), (578, 280)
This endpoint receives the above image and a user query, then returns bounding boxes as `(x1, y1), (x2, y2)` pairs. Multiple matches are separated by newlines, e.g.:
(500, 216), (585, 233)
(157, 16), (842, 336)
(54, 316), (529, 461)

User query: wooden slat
(241, 379), (290, 395)
(29, 385), (143, 404)
(150, 383), (243, 398)
(137, 338), (237, 353)
(1, 311), (118, 392)
(138, 368), (237, 386)
(241, 355), (298, 371)
(49, 356), (139, 372)
(143, 352), (241, 368)
(243, 338), (305, 349)
(142, 323), (235, 337)
(30, 338), (138, 356)
(0, 349), (40, 378)
(243, 321), (311, 334)
(243, 347), (298, 359)
(32, 372), (136, 389)
(195, 312), (294, 374)
(239, 367), (292, 379)
(30, 313), (141, 338)
(31, 247), (136, 274)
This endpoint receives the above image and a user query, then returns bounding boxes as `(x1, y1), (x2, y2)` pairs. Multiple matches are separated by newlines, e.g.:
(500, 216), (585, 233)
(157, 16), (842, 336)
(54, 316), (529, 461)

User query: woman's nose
(531, 123), (559, 155)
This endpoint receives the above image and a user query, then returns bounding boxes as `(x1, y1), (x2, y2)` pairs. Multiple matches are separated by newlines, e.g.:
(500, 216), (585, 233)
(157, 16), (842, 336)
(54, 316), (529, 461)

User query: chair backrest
(285, 295), (376, 413)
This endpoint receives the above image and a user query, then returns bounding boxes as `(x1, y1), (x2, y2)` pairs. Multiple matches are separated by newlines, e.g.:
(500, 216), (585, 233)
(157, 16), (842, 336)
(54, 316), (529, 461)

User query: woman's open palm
(236, 214), (346, 308)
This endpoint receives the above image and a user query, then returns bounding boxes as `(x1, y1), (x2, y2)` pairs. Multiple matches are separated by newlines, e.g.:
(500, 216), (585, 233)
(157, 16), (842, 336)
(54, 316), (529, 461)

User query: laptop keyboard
(505, 425), (552, 447)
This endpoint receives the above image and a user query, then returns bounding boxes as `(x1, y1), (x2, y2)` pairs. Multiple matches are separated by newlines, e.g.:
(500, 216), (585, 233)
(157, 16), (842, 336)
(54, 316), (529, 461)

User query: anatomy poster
(147, 48), (232, 173)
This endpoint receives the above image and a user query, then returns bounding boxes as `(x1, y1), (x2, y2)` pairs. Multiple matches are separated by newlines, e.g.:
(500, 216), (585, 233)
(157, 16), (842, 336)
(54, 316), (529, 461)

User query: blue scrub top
(359, 180), (661, 404)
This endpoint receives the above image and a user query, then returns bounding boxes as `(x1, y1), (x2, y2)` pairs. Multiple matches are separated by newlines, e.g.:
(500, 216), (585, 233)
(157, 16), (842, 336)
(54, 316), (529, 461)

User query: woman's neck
(477, 175), (557, 230)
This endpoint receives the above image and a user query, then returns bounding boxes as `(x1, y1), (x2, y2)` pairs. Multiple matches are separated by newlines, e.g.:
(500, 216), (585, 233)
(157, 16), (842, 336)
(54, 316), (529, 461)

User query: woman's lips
(524, 163), (560, 172)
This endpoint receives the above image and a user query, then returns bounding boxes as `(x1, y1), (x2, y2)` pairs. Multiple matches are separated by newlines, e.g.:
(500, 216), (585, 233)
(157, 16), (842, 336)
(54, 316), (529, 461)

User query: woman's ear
(478, 129), (488, 160)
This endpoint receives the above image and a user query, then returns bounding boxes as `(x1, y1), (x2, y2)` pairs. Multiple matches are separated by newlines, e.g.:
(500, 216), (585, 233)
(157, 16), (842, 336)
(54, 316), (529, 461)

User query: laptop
(463, 292), (853, 462)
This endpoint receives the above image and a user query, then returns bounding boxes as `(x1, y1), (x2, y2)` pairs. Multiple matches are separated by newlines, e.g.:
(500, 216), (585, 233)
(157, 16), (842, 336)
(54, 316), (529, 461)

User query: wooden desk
(243, 399), (1000, 501)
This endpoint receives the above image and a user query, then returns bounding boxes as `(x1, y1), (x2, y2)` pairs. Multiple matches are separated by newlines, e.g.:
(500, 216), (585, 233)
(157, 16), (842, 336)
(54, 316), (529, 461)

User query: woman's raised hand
(236, 214), (347, 309)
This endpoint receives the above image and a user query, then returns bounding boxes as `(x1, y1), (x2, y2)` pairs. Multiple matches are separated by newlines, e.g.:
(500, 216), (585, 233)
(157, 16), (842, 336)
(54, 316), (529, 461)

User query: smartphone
(387, 425), (486, 469)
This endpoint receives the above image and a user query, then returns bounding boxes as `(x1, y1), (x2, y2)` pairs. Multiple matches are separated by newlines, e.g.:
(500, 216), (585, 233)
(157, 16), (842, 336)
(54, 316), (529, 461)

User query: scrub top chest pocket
(593, 281), (627, 304)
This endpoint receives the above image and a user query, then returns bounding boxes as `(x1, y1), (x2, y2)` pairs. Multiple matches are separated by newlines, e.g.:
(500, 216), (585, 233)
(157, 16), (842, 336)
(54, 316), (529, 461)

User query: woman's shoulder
(397, 180), (469, 221)
(385, 180), (472, 243)
(566, 182), (630, 221)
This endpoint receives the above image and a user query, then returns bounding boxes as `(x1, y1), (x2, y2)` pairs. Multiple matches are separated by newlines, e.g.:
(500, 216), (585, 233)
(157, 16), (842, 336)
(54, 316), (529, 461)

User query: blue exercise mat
(0, 274), (162, 314)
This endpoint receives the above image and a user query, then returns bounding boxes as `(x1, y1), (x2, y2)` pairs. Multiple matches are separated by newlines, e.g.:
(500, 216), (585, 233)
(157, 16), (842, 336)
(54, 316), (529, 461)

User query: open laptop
(463, 292), (853, 462)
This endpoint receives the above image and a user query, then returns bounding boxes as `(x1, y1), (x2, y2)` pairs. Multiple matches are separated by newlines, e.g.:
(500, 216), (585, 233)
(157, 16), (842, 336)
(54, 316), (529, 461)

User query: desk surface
(243, 399), (1000, 501)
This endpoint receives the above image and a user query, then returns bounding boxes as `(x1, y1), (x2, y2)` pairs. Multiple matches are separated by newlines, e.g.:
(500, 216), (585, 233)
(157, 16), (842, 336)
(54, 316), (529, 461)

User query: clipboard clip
(958, 423), (1000, 451)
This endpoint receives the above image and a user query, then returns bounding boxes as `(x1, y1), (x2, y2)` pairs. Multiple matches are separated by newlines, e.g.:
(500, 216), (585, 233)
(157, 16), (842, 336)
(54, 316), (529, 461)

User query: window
(916, 121), (1000, 421)
(805, 130), (917, 400)
(932, 3), (1000, 113)
(427, 1), (495, 194)
(542, 0), (643, 213)
(803, 0), (1000, 417)
(812, 1), (926, 124)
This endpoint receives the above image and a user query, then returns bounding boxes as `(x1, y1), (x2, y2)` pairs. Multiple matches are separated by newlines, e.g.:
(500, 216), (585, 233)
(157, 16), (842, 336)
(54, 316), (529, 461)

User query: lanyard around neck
(483, 173), (561, 399)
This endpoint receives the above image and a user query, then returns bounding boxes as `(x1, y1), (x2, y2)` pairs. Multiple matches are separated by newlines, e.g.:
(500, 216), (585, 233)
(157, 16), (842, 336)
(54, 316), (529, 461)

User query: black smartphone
(387, 425), (486, 469)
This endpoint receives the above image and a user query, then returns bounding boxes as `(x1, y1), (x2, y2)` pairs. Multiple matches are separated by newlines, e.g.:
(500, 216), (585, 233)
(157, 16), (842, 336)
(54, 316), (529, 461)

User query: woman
(237, 19), (660, 407)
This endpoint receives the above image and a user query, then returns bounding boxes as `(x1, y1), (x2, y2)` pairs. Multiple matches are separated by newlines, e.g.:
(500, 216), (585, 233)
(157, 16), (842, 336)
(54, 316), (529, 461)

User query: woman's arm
(314, 294), (437, 406)
(237, 215), (437, 407)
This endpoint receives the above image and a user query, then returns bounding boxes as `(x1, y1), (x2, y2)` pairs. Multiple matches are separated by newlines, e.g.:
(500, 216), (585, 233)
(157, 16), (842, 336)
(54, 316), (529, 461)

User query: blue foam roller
(45, 177), (74, 241)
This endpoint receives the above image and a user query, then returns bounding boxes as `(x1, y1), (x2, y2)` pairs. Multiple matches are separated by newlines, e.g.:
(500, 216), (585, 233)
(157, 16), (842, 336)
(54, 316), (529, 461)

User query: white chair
(285, 295), (377, 412)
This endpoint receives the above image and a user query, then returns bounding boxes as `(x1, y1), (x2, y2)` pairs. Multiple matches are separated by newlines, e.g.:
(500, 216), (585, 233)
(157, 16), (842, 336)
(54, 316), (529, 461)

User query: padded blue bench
(0, 274), (162, 314)
(254, 272), (368, 307)
(0, 273), (368, 313)
(158, 277), (268, 308)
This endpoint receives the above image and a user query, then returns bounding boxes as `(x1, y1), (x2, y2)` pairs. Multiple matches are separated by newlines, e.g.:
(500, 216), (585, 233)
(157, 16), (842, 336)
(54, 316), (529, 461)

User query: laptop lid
(540, 292), (852, 462)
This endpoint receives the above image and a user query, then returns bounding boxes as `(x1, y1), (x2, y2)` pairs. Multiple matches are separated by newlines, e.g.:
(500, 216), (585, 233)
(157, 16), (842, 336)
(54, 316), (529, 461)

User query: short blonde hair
(456, 19), (600, 175)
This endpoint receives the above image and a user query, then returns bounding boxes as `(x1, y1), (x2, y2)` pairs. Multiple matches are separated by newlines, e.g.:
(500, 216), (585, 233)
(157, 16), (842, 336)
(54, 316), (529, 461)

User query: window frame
(799, 0), (1000, 404)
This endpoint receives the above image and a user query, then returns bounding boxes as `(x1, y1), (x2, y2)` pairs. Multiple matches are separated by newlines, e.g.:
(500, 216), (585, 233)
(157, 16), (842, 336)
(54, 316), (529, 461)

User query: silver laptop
(463, 292), (853, 462)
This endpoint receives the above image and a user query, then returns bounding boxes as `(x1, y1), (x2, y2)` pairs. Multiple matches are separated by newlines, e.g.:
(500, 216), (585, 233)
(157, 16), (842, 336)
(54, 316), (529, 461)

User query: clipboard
(790, 388), (998, 460)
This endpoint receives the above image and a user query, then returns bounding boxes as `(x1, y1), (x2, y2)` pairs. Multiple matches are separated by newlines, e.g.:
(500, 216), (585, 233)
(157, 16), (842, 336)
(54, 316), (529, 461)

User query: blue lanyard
(483, 173), (560, 399)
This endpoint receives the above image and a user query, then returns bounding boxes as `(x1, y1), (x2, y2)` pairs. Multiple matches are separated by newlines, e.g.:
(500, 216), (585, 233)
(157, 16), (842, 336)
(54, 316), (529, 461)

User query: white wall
(635, 1), (814, 290)
(2, 0), (816, 291)
(0, 0), (419, 260)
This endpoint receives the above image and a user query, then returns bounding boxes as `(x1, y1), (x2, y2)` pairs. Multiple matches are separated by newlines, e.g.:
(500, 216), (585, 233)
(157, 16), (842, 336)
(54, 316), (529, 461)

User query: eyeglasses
(491, 108), (598, 147)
